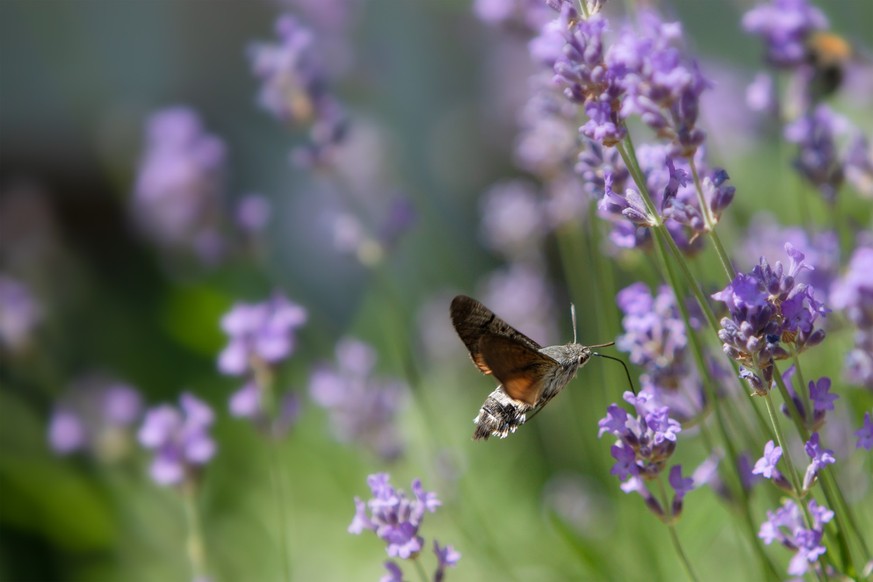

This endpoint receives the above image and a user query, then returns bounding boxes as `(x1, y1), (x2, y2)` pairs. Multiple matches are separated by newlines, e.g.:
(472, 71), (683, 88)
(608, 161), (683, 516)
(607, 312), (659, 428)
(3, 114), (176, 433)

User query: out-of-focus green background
(1, 1), (872, 581)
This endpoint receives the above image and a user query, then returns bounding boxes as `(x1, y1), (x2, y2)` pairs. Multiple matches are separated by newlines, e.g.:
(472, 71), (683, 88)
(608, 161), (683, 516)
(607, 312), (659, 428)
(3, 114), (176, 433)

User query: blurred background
(1, 0), (872, 581)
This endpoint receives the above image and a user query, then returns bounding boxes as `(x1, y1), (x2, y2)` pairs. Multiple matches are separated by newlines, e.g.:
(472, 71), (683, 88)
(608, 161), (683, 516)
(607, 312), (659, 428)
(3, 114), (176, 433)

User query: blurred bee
(804, 31), (854, 99)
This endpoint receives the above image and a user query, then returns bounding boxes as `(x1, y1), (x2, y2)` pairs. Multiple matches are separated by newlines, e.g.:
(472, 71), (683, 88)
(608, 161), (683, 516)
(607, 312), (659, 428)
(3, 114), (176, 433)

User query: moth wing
(450, 295), (543, 376)
(478, 333), (557, 406)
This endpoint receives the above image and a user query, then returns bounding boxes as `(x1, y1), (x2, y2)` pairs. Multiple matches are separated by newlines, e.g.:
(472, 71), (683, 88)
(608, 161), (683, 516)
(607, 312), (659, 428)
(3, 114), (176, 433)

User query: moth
(450, 295), (629, 440)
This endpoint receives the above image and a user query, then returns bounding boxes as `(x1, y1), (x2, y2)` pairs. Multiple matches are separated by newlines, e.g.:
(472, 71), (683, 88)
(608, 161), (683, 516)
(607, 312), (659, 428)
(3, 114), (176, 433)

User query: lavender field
(1, 0), (872, 580)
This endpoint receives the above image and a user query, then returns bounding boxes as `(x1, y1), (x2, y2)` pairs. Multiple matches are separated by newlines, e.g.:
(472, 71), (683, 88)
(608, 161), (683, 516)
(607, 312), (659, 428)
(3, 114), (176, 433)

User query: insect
(450, 295), (632, 440)
(804, 31), (854, 99)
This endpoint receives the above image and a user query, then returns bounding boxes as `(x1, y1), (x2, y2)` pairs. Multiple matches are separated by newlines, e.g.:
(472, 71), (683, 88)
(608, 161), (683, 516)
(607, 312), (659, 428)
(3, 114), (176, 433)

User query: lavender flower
(310, 338), (406, 459)
(712, 243), (827, 393)
(752, 440), (782, 479)
(740, 214), (839, 299)
(598, 391), (684, 520)
(381, 561), (403, 582)
(249, 14), (347, 166)
(433, 540), (461, 582)
(742, 0), (828, 68)
(138, 392), (216, 486)
(759, 498), (833, 577)
(0, 274), (42, 353)
(784, 104), (848, 203)
(668, 465), (694, 518)
(217, 293), (307, 376)
(831, 245), (873, 388)
(802, 431), (835, 490)
(132, 106), (227, 262)
(615, 283), (707, 419)
(553, 8), (710, 156)
(845, 134), (873, 198)
(856, 412), (873, 450)
(48, 379), (143, 462)
(349, 473), (441, 559)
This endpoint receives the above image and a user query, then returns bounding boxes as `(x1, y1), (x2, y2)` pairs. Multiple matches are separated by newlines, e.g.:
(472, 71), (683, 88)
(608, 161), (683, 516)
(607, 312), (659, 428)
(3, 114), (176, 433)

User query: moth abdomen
(472, 388), (532, 440)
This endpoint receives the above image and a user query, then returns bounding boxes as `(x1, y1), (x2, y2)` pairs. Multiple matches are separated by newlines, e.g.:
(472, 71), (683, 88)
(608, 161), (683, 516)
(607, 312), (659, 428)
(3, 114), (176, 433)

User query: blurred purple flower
(249, 14), (347, 166)
(349, 473), (441, 559)
(138, 392), (216, 486)
(132, 106), (227, 262)
(668, 464), (694, 518)
(742, 0), (827, 68)
(809, 377), (838, 414)
(48, 378), (143, 462)
(310, 338), (406, 459)
(745, 72), (776, 113)
(433, 540), (461, 582)
(759, 498), (833, 577)
(784, 104), (848, 203)
(831, 245), (873, 388)
(855, 412), (873, 450)
(845, 134), (873, 198)
(217, 293), (308, 376)
(802, 431), (835, 490)
(712, 244), (827, 393)
(381, 561), (403, 582)
(0, 274), (42, 353)
(235, 193), (271, 234)
(479, 180), (546, 258)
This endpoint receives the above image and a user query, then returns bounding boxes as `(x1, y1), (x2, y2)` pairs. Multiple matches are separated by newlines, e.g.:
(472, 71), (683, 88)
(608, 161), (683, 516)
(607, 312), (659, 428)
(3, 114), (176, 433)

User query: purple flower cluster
(740, 214), (839, 299)
(552, 7), (709, 157)
(309, 338), (406, 459)
(0, 274), (42, 353)
(784, 104), (848, 203)
(742, 0), (828, 68)
(759, 498), (834, 577)
(802, 431), (835, 490)
(591, 144), (735, 255)
(249, 14), (346, 167)
(349, 473), (459, 579)
(132, 106), (227, 262)
(615, 283), (706, 419)
(217, 293), (307, 429)
(712, 243), (827, 393)
(48, 378), (143, 462)
(598, 391), (693, 520)
(830, 245), (873, 388)
(218, 293), (307, 376)
(138, 392), (216, 486)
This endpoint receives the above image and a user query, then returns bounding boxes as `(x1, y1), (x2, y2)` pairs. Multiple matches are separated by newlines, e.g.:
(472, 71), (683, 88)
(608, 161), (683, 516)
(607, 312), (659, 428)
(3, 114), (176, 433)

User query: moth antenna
(570, 303), (578, 344)
(592, 352), (636, 395)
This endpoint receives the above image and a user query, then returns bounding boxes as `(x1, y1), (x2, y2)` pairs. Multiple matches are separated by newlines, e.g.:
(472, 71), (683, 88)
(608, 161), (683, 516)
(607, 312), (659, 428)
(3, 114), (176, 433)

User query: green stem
(688, 158), (735, 281)
(762, 391), (802, 496)
(666, 521), (701, 582)
(270, 441), (292, 582)
(183, 481), (208, 581)
(412, 555), (430, 582)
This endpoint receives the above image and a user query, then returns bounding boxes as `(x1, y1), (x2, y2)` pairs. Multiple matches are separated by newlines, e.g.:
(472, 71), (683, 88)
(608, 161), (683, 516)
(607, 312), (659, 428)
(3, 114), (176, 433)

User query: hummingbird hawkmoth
(450, 295), (629, 440)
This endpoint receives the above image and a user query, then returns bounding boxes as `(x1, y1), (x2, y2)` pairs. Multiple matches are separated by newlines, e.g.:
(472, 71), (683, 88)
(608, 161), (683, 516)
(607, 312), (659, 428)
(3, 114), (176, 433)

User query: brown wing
(479, 334), (556, 406)
(450, 295), (544, 375)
